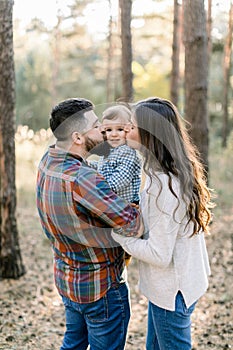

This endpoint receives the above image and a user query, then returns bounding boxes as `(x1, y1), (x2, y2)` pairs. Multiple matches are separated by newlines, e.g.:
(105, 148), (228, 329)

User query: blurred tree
(183, 0), (209, 173)
(14, 2), (108, 129)
(119, 0), (133, 101)
(207, 0), (213, 64)
(12, 0), (230, 131)
(51, 9), (62, 104)
(222, 1), (233, 148)
(106, 0), (116, 103)
(170, 0), (182, 106)
(0, 0), (25, 279)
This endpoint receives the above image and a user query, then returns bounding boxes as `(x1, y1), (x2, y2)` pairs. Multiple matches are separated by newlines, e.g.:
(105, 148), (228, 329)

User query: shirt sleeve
(111, 175), (186, 268)
(73, 163), (141, 237)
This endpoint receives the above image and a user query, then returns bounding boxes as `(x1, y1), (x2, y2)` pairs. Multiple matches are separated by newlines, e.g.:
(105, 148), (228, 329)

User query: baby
(98, 104), (141, 205)
(90, 104), (142, 265)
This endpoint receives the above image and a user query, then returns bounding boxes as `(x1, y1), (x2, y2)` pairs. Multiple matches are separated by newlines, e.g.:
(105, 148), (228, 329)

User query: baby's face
(102, 117), (128, 148)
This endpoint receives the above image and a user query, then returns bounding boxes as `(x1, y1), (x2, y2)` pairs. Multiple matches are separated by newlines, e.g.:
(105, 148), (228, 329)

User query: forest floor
(0, 201), (233, 350)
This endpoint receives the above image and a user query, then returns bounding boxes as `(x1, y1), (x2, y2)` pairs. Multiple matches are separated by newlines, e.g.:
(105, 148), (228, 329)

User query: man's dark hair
(49, 98), (94, 140)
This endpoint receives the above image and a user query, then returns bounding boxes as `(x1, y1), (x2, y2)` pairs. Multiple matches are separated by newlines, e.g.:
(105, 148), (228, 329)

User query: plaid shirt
(36, 146), (141, 304)
(92, 144), (141, 203)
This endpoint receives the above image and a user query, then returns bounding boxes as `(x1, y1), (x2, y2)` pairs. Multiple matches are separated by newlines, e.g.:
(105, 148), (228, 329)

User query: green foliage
(13, 0), (232, 134)
(212, 40), (224, 53)
(133, 61), (170, 100)
(14, 10), (109, 130)
(15, 48), (53, 130)
(209, 131), (233, 209)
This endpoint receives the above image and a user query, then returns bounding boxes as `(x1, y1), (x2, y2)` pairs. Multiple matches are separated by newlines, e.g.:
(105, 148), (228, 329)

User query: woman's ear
(71, 131), (83, 145)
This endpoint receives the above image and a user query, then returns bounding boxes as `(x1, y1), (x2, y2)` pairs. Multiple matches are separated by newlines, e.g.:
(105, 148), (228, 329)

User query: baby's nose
(111, 129), (118, 136)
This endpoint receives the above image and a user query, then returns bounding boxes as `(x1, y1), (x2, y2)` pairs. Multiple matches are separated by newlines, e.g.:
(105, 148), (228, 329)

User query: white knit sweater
(112, 173), (211, 311)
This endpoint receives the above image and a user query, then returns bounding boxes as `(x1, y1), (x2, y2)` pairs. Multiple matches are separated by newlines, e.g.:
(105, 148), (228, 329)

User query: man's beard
(85, 136), (103, 153)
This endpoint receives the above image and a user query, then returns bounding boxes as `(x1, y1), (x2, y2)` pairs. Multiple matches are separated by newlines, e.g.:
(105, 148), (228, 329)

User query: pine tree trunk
(183, 0), (209, 173)
(222, 2), (233, 148)
(119, 0), (133, 102)
(0, 0), (25, 279)
(207, 0), (212, 64)
(170, 0), (182, 107)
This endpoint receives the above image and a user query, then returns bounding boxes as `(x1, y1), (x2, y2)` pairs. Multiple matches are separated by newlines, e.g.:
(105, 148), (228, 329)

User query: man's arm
(74, 163), (142, 236)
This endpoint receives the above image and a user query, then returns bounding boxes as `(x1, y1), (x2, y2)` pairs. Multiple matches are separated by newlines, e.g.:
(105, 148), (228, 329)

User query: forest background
(0, 0), (232, 349)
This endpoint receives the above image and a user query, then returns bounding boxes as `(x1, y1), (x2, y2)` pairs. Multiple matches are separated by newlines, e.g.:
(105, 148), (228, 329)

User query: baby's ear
(124, 123), (131, 132)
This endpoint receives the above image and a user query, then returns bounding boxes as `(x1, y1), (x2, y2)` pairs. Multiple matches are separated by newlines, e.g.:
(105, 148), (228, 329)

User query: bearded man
(36, 98), (143, 350)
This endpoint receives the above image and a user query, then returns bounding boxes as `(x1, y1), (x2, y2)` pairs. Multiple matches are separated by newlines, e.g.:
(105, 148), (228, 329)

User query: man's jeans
(146, 292), (197, 350)
(60, 282), (130, 350)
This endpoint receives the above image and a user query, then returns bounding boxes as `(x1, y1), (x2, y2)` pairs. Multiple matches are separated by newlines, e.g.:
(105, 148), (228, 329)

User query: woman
(112, 97), (214, 350)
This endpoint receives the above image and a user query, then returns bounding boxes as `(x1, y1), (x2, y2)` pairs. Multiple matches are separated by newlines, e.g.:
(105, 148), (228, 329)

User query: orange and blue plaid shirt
(36, 146), (141, 303)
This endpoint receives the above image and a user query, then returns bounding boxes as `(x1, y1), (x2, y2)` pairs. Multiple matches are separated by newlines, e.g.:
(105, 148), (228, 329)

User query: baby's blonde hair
(102, 105), (131, 123)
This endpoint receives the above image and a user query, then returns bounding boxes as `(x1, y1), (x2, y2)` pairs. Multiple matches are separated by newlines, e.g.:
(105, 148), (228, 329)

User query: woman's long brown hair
(133, 97), (214, 235)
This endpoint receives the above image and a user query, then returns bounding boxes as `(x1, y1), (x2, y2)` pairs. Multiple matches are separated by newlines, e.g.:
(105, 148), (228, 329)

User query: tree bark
(0, 0), (25, 278)
(207, 0), (212, 64)
(183, 0), (209, 173)
(222, 2), (233, 148)
(170, 0), (182, 107)
(119, 0), (133, 102)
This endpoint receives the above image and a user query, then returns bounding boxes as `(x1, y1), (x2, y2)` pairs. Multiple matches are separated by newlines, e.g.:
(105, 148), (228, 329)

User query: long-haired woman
(112, 97), (214, 350)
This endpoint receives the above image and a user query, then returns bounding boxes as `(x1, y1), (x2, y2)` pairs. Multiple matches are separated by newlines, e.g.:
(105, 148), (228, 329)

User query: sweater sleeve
(112, 174), (186, 268)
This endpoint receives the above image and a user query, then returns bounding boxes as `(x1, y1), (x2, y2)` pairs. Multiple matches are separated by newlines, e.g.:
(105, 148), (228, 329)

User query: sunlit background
(13, 0), (231, 131)
(13, 0), (230, 36)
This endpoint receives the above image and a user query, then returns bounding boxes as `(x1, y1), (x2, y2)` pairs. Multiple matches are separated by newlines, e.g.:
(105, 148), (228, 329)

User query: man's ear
(71, 131), (83, 145)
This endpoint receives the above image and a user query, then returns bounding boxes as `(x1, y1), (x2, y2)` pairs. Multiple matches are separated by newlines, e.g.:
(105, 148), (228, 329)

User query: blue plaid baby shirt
(91, 144), (142, 203)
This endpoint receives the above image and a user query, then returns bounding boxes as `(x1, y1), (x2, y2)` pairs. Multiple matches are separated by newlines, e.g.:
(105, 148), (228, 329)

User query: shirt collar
(48, 144), (84, 162)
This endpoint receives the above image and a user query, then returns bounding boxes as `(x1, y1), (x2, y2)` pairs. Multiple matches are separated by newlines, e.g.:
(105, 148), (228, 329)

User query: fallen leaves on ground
(0, 206), (232, 350)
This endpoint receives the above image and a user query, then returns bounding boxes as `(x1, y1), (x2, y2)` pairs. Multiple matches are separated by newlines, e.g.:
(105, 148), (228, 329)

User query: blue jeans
(60, 282), (130, 350)
(146, 292), (197, 350)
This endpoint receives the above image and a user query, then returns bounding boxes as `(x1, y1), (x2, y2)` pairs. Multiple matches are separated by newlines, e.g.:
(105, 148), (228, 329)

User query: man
(36, 98), (143, 350)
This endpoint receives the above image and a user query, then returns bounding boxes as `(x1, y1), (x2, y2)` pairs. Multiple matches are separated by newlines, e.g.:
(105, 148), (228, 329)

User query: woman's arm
(112, 175), (185, 268)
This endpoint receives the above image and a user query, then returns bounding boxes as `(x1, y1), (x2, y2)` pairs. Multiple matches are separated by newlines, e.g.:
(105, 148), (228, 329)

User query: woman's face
(126, 114), (141, 149)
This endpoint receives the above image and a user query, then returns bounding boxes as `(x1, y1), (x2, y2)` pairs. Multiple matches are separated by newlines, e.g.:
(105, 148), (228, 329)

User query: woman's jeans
(146, 292), (197, 350)
(60, 282), (130, 350)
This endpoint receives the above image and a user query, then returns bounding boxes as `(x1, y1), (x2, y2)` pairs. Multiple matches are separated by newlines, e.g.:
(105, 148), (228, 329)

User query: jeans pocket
(86, 295), (108, 323)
